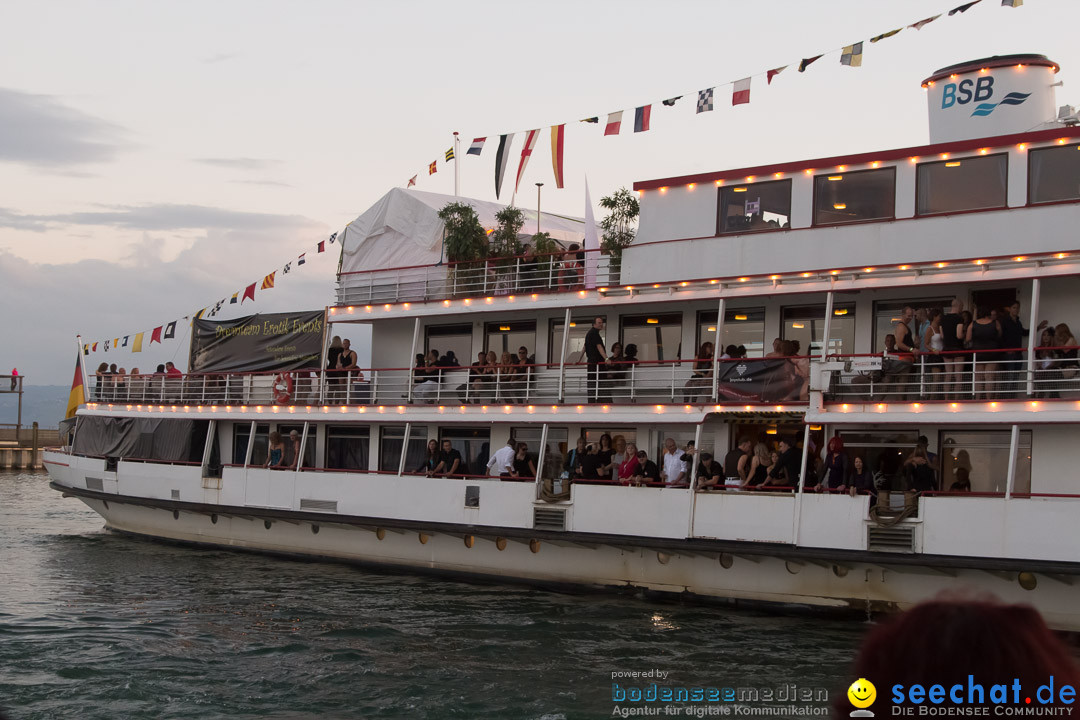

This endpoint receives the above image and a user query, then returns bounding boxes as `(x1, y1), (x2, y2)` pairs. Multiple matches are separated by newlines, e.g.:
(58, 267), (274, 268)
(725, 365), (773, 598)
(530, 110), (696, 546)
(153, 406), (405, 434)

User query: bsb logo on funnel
(939, 75), (1030, 117)
(847, 678), (877, 717)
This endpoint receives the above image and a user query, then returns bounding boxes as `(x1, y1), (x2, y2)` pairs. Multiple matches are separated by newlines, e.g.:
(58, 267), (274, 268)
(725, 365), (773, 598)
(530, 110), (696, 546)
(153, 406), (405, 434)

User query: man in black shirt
(632, 449), (661, 485)
(584, 316), (606, 403)
(434, 439), (463, 477)
(578, 444), (604, 480)
(696, 452), (722, 490)
(765, 436), (802, 488)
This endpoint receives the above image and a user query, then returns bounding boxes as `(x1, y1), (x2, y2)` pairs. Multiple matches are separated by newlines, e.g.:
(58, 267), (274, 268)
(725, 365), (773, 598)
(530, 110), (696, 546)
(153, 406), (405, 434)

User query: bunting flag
(122, 336), (129, 347)
(494, 133), (514, 199)
(65, 353), (85, 419)
(407, 175), (417, 188)
(604, 111), (623, 136)
(445, 147), (455, 162)
(550, 124), (565, 189)
(1002, 0), (1021, 6)
(328, 232), (337, 244)
(164, 321), (176, 339)
(297, 253), (306, 266)
(113, 338), (119, 348)
(467, 137), (486, 156)
(581, 117), (598, 124)
(230, 291), (239, 303)
(515, 128), (539, 195)
(260, 271), (275, 290)
(91, 342), (98, 352)
(634, 105), (651, 132)
(150, 326), (163, 345)
(209, 299), (224, 317)
(193, 308), (206, 320)
(841, 42), (864, 67)
(767, 66), (787, 85)
(317, 240), (326, 253)
(799, 55), (823, 72)
(732, 78), (751, 105)
(949, 0), (982, 14)
(870, 28), (902, 43)
(696, 88), (714, 113)
(133, 334), (143, 352)
(102, 340), (108, 352)
(242, 283), (256, 304)
(283, 261), (291, 274)
(661, 96), (682, 107)
(83, 343), (89, 355)
(428, 161), (437, 175)
(910, 14), (941, 29)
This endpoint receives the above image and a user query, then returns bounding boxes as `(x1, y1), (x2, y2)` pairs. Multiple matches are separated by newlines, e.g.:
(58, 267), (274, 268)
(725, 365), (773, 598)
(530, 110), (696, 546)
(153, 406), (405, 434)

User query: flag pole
(75, 334), (90, 394)
(453, 132), (460, 197)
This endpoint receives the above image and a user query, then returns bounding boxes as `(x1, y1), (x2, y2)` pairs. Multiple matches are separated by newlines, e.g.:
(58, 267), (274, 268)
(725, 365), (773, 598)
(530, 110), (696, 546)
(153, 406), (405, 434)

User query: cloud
(0, 87), (129, 169)
(0, 203), (317, 233)
(194, 157), (281, 171)
(0, 207), (48, 232)
(203, 52), (239, 64)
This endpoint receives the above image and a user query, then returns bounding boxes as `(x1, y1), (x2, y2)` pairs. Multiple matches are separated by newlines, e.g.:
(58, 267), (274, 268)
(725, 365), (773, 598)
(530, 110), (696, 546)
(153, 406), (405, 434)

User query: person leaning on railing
(683, 342), (714, 403)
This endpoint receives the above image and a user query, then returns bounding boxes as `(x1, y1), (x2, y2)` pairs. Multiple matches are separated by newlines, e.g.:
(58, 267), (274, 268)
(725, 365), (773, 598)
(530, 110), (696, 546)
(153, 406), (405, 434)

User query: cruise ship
(45, 55), (1080, 629)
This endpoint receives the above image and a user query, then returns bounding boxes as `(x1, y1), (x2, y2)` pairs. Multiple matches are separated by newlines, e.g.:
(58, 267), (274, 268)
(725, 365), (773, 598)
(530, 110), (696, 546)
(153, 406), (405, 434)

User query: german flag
(65, 353), (85, 419)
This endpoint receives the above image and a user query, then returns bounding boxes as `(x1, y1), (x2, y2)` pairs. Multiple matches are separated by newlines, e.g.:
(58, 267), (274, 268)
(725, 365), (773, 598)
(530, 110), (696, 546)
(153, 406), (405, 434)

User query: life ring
(272, 372), (293, 404)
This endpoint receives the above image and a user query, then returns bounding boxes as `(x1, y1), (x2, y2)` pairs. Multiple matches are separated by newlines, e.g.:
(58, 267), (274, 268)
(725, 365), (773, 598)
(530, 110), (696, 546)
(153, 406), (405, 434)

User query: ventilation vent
(465, 485), (480, 508)
(868, 525), (916, 553)
(171, 489), (180, 500)
(300, 498), (338, 512)
(533, 507), (566, 531)
(85, 477), (104, 492)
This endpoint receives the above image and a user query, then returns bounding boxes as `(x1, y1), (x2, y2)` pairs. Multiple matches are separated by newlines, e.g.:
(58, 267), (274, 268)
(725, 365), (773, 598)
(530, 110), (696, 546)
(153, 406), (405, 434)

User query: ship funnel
(924, 54), (1060, 143)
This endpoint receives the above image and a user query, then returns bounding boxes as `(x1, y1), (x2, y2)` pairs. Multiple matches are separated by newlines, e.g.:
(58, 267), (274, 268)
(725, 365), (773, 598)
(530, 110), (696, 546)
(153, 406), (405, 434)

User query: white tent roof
(338, 188), (587, 275)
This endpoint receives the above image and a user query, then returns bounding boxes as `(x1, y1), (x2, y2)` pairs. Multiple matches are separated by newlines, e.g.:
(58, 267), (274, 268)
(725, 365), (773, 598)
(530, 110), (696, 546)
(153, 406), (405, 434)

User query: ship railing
(818, 345), (1080, 402)
(335, 248), (618, 305)
(85, 356), (813, 408)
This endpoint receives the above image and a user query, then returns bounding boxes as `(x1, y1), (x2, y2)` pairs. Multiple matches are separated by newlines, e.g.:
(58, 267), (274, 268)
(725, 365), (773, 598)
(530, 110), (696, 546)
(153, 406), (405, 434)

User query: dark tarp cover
(716, 358), (801, 402)
(189, 310), (324, 373)
(73, 416), (194, 461)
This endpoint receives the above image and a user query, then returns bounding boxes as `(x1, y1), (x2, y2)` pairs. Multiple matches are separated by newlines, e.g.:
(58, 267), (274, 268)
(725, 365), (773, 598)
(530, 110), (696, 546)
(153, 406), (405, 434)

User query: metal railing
(819, 346), (1080, 402)
(336, 248), (620, 305)
(85, 356), (812, 408)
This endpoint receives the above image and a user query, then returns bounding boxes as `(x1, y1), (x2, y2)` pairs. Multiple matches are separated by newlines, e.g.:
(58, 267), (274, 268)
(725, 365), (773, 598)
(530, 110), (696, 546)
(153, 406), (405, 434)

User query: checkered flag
(209, 299), (225, 317)
(696, 88), (714, 113)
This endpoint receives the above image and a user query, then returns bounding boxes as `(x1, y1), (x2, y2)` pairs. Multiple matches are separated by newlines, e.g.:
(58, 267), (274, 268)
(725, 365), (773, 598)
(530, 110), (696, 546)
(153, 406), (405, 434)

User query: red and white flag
(604, 111), (623, 136)
(467, 137), (486, 156)
(767, 66), (787, 84)
(732, 77), (751, 105)
(407, 175), (417, 188)
(514, 129), (539, 195)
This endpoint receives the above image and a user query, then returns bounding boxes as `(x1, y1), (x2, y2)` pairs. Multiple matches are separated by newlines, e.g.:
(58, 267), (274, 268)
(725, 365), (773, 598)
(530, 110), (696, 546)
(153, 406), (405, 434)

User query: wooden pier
(1, 374), (57, 470)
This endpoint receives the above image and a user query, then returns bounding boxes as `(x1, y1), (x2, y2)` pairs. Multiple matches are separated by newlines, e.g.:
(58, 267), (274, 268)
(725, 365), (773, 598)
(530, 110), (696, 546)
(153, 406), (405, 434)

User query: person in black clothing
(584, 316), (607, 402)
(764, 436), (801, 488)
(510, 442), (536, 479)
(467, 351), (487, 402)
(434, 439), (462, 477)
(904, 446), (937, 492)
(631, 449), (662, 486)
(416, 439), (439, 476)
(578, 444), (603, 480)
(723, 437), (752, 488)
(941, 298), (965, 398)
(326, 336), (344, 400)
(1001, 300), (1048, 390)
(695, 452), (722, 490)
(564, 437), (586, 477)
(848, 455), (876, 505)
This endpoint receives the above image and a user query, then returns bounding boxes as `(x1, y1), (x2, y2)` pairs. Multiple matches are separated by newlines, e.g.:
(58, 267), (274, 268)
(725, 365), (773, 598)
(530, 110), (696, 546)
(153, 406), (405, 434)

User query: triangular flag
(242, 283), (256, 303)
(150, 326), (163, 345)
(91, 342), (98, 352)
(870, 28), (902, 43)
(297, 253), (306, 266)
(732, 78), (751, 105)
(467, 137), (486, 156)
(194, 308), (206, 320)
(495, 133), (514, 200)
(580, 117), (598, 124)
(949, 0), (982, 14)
(550, 124), (565, 189)
(428, 160), (437, 175)
(514, 129), (539, 195)
(841, 42), (863, 67)
(661, 96), (682, 107)
(696, 88), (714, 113)
(910, 14), (941, 29)
(65, 353), (85, 419)
(634, 105), (651, 132)
(164, 320), (176, 339)
(604, 111), (622, 136)
(799, 55), (823, 72)
(132, 333), (143, 353)
(767, 66), (787, 84)
(113, 338), (119, 348)
(261, 271), (275, 289)
(407, 175), (417, 188)
(317, 241), (325, 253)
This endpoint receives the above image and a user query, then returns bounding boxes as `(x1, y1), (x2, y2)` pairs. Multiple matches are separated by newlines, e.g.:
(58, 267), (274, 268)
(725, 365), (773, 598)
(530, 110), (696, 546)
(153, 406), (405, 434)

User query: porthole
(311, 524), (320, 535)
(1018, 572), (1037, 591)
(832, 565), (849, 578)
(173, 509), (179, 520)
(529, 539), (541, 554)
(210, 514), (218, 524)
(495, 537), (507, 551)
(264, 520), (272, 530)
(719, 553), (734, 569)
(656, 552), (671, 565)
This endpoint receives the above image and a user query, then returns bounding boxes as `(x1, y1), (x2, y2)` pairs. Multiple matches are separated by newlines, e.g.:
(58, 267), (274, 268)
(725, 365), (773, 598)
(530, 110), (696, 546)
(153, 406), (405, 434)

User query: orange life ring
(272, 372), (293, 404)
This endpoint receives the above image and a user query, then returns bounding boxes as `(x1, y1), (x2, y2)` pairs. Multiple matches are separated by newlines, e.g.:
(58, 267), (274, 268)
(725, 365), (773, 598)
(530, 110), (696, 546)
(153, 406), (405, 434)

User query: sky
(3, 0), (1079, 386)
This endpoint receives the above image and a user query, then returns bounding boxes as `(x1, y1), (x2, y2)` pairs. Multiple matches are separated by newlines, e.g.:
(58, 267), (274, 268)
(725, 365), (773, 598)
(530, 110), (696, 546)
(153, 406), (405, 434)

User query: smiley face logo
(847, 678), (876, 709)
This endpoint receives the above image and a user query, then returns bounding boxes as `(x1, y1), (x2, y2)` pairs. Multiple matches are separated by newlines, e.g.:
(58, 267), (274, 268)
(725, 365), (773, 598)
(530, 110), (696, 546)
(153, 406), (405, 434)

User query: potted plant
(438, 202), (488, 295)
(599, 187), (639, 285)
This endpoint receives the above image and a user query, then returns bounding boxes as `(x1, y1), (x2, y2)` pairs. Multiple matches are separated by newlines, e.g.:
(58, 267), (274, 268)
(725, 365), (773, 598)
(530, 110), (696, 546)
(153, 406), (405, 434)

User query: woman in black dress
(510, 442), (537, 479)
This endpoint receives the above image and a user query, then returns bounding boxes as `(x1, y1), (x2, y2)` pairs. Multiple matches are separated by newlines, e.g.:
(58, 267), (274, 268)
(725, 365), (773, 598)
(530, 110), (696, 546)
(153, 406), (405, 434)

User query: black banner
(189, 311), (324, 373)
(716, 358), (802, 402)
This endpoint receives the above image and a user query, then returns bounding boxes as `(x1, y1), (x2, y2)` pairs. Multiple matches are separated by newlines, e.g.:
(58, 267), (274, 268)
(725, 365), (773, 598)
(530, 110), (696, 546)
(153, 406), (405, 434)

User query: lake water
(0, 471), (867, 719)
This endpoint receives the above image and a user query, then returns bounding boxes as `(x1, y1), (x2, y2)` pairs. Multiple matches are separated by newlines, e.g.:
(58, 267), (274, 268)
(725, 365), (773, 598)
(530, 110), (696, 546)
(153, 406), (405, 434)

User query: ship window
(425, 323), (473, 367)
(696, 308), (766, 357)
(1029, 143), (1080, 204)
(380, 425), (429, 473)
(872, 298), (955, 353)
(277, 424), (316, 469)
(549, 316), (604, 364)
(620, 313), (682, 363)
(940, 430), (1031, 494)
(718, 179), (792, 235)
(836, 430), (920, 490)
(511, 426), (569, 480)
(813, 167), (895, 226)
(917, 154), (1007, 215)
(325, 425), (370, 471)
(233, 423), (269, 466)
(439, 427), (491, 477)
(781, 304), (855, 355)
(484, 321), (537, 360)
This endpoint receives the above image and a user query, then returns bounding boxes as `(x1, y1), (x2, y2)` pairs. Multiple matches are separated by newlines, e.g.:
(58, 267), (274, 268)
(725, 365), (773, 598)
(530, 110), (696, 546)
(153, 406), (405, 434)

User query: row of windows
(422, 286), (1023, 364)
(715, 143), (1080, 235)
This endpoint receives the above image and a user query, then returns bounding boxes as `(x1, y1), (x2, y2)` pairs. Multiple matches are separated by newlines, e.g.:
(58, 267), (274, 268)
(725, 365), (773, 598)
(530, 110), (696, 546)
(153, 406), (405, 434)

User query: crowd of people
(93, 361), (182, 401)
(478, 243), (588, 294)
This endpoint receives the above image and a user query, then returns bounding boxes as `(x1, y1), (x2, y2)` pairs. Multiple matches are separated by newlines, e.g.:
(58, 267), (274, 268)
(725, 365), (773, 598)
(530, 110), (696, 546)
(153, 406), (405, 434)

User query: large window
(549, 316), (604, 364)
(837, 429), (920, 489)
(696, 308), (766, 357)
(425, 324), (472, 367)
(512, 426), (569, 480)
(439, 427), (491, 477)
(872, 298), (955, 352)
(940, 430), (1031, 494)
(379, 425), (429, 473)
(813, 168), (896, 226)
(278, 424), (316, 469)
(233, 423), (269, 466)
(718, 179), (792, 235)
(917, 154), (1007, 216)
(1029, 143), (1080, 204)
(326, 425), (370, 471)
(484, 321), (537, 359)
(782, 304), (855, 355)
(621, 313), (682, 363)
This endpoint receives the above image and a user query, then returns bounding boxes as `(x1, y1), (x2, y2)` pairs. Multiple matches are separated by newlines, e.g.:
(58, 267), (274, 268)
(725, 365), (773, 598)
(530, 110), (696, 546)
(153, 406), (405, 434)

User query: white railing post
(345, 370), (352, 404)
(407, 317), (420, 404)
(318, 370), (326, 404)
(495, 370), (501, 403)
(670, 361), (676, 403)
(971, 352), (978, 398)
(296, 421), (309, 471)
(370, 369), (378, 404)
(534, 423), (549, 498)
(398, 422), (411, 477)
(919, 355), (926, 399)
(821, 290), (835, 360)
(557, 307), (571, 402)
(243, 420), (257, 469)
(711, 297), (725, 402)
(1005, 424), (1020, 499)
(630, 363), (636, 403)
(686, 423), (704, 537)
(1026, 277), (1040, 397)
(791, 424), (813, 546)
